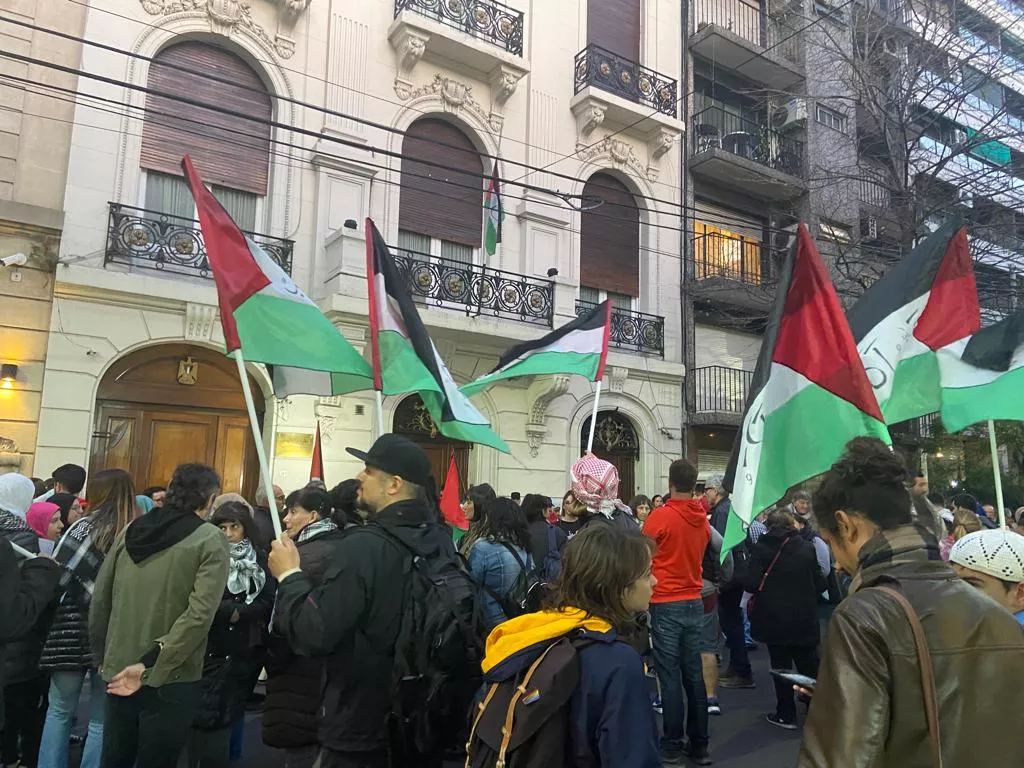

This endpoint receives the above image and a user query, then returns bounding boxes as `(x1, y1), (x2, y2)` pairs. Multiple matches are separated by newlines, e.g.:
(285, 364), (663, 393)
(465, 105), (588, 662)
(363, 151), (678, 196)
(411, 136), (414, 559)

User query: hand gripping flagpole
(233, 350), (283, 540)
(987, 419), (1007, 529)
(586, 381), (603, 453)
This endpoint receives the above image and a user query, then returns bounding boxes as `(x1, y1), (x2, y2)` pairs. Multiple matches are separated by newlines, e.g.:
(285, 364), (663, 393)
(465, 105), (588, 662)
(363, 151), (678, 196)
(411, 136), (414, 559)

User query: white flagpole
(10, 540), (36, 559)
(987, 419), (1007, 529)
(233, 350), (282, 540)
(375, 390), (385, 439)
(586, 380), (603, 453)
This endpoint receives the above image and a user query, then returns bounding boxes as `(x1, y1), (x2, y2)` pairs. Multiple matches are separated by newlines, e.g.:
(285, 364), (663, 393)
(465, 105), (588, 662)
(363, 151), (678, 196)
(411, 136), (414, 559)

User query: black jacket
(0, 538), (61, 729)
(275, 499), (456, 752)
(743, 528), (825, 647)
(526, 520), (566, 572)
(0, 522), (52, 684)
(262, 527), (349, 749)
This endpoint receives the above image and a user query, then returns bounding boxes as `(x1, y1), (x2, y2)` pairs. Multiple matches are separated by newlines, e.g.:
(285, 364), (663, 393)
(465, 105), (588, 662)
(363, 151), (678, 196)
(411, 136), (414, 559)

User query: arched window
(398, 118), (484, 265)
(580, 172), (640, 306)
(581, 411), (640, 501)
(393, 394), (470, 492)
(588, 0), (641, 61)
(140, 41), (272, 231)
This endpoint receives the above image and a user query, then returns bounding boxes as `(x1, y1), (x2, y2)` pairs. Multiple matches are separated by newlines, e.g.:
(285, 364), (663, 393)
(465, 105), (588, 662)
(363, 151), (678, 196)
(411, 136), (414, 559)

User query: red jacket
(643, 497), (711, 603)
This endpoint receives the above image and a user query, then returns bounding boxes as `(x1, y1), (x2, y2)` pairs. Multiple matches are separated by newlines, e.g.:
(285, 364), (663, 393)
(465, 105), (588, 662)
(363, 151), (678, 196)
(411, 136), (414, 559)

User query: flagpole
(233, 350), (282, 540)
(9, 540), (36, 559)
(375, 390), (385, 439)
(586, 380), (603, 453)
(987, 419), (1007, 528)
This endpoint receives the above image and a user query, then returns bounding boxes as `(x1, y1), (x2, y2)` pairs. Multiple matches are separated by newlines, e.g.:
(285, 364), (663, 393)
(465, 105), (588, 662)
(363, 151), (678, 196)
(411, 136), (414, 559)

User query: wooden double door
(92, 405), (257, 498)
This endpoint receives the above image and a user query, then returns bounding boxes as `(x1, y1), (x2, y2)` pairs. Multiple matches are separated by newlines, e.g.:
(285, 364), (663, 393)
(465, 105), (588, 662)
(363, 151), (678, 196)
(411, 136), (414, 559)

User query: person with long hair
(470, 524), (660, 765)
(939, 495), (984, 561)
(557, 488), (585, 539)
(89, 463), (230, 768)
(799, 438), (1024, 766)
(629, 494), (653, 524)
(329, 479), (364, 529)
(521, 493), (567, 580)
(459, 483), (496, 556)
(466, 497), (533, 630)
(184, 502), (274, 767)
(38, 469), (137, 768)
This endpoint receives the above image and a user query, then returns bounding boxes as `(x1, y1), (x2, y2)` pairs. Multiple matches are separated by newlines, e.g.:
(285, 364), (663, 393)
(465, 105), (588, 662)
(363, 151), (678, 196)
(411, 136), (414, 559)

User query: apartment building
(0, 2), (85, 476)
(31, 0), (686, 498)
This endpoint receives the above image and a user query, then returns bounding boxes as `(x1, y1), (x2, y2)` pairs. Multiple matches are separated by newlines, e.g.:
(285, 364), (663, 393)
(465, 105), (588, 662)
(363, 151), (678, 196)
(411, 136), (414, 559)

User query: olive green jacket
(89, 523), (228, 688)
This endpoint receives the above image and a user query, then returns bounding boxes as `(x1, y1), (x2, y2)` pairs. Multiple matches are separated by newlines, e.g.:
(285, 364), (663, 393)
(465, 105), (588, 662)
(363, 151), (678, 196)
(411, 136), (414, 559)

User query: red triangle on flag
(914, 226), (980, 350)
(439, 454), (468, 530)
(310, 421), (324, 482)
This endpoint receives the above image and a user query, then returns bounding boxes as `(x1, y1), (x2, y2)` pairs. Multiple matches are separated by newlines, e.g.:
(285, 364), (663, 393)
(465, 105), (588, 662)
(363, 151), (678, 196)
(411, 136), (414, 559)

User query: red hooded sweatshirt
(642, 496), (711, 603)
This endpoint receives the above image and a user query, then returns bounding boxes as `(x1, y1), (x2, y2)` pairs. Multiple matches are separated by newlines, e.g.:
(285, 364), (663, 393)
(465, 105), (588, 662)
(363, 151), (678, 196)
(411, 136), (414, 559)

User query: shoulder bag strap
(874, 586), (943, 768)
(755, 536), (791, 594)
(499, 540), (532, 571)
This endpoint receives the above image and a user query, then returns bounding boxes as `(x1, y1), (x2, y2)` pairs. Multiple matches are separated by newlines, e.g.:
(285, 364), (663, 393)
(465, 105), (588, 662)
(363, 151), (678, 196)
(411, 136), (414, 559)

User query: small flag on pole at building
(484, 161), (503, 258)
(439, 454), (468, 530)
(310, 421), (324, 482)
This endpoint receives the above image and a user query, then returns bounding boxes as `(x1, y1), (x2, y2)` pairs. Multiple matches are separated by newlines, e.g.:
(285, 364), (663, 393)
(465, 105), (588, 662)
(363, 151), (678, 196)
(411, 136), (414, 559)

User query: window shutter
(581, 173), (640, 297)
(399, 119), (484, 248)
(140, 42), (272, 196)
(587, 0), (642, 61)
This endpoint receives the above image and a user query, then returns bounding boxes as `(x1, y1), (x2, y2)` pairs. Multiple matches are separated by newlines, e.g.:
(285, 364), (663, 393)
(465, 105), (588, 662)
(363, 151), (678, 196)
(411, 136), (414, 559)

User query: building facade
(0, 2), (85, 476)
(34, 0), (687, 499)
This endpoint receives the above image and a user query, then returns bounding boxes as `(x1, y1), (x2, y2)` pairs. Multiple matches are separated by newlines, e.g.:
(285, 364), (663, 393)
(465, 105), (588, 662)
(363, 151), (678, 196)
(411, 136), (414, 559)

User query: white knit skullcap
(949, 528), (1024, 583)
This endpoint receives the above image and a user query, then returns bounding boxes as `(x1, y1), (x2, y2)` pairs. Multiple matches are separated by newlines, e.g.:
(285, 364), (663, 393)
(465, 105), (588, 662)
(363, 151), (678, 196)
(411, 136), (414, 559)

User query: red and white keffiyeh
(570, 454), (631, 517)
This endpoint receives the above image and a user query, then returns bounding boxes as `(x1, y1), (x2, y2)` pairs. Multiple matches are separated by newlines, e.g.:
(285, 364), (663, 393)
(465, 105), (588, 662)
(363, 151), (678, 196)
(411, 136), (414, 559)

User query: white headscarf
(0, 473), (35, 520)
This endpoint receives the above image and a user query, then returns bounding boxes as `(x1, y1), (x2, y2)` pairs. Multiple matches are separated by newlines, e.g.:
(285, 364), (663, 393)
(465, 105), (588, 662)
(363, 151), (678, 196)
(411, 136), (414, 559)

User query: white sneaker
(708, 699), (722, 716)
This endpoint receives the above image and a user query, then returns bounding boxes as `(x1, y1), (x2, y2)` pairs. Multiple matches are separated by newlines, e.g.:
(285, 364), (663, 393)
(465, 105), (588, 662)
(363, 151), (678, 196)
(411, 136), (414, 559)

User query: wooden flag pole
(586, 380), (603, 453)
(375, 390), (385, 439)
(987, 419), (1007, 529)
(233, 350), (282, 541)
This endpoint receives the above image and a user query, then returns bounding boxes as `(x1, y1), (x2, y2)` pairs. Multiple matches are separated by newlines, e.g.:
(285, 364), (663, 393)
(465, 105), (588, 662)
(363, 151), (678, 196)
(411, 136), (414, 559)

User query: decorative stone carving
(488, 65), (524, 107)
(314, 399), (342, 443)
(577, 136), (648, 180)
(276, 396), (293, 425)
(524, 375), (571, 458)
(139, 0), (297, 59)
(184, 303), (217, 342)
(390, 28), (429, 98)
(571, 103), (606, 141)
(607, 366), (628, 393)
(397, 73), (504, 133)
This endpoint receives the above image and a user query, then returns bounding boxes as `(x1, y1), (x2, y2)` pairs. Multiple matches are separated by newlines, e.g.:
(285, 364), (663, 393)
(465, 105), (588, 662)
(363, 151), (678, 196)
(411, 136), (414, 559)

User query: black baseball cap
(346, 434), (433, 487)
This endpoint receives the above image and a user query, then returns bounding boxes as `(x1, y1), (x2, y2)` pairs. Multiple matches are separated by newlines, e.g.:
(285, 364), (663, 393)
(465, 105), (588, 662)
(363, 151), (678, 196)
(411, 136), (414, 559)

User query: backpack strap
(498, 541), (533, 571)
(497, 639), (563, 765)
(872, 586), (943, 768)
(464, 682), (501, 768)
(546, 523), (557, 555)
(754, 535), (792, 594)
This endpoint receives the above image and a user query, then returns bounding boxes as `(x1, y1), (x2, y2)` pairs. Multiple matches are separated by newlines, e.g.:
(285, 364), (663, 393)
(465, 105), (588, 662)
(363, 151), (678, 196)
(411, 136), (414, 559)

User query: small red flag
(439, 454), (468, 530)
(310, 422), (324, 482)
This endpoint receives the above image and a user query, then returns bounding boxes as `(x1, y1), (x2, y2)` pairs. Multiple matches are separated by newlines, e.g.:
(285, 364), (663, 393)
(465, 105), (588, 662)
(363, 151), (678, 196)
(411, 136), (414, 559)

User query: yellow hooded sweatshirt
(480, 607), (612, 674)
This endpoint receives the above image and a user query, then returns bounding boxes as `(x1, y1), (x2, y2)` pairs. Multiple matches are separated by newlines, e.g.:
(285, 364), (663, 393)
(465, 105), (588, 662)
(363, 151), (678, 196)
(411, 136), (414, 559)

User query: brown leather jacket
(800, 525), (1024, 768)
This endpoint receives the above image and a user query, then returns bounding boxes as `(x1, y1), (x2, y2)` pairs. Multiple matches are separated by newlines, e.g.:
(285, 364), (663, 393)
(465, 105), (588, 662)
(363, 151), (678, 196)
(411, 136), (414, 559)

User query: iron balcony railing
(691, 105), (804, 177)
(859, 176), (891, 207)
(573, 44), (678, 118)
(575, 300), (664, 356)
(105, 203), (293, 279)
(692, 228), (769, 286)
(393, 245), (553, 325)
(693, 0), (804, 65)
(694, 366), (753, 414)
(395, 0), (524, 56)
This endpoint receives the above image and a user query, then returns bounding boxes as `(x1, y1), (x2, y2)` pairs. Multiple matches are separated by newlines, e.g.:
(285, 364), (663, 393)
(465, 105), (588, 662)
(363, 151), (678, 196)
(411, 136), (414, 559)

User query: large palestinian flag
(460, 300), (611, 396)
(182, 157), (374, 395)
(723, 224), (891, 554)
(847, 219), (980, 424)
(366, 219), (510, 454)
(939, 310), (1024, 432)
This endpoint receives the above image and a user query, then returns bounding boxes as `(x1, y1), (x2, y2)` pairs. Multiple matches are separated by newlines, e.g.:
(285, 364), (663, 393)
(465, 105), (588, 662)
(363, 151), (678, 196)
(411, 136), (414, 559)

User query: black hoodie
(124, 506), (206, 564)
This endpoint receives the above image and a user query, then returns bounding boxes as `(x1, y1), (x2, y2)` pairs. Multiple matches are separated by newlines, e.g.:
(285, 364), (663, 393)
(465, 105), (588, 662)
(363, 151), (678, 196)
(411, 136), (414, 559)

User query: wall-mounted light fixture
(0, 363), (17, 388)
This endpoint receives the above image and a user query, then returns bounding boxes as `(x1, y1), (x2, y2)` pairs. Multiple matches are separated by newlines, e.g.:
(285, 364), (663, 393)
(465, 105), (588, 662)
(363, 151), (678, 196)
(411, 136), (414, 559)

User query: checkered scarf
(570, 455), (631, 517)
(849, 524), (942, 594)
(52, 517), (104, 602)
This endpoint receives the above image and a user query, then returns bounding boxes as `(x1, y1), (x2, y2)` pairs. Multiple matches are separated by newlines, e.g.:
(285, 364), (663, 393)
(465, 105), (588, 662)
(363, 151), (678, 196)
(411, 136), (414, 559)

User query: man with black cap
(270, 434), (456, 768)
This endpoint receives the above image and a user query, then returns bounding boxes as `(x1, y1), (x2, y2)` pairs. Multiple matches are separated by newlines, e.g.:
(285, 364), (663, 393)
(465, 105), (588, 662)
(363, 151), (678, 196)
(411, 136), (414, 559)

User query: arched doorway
(393, 394), (469, 494)
(581, 411), (639, 501)
(91, 344), (264, 499)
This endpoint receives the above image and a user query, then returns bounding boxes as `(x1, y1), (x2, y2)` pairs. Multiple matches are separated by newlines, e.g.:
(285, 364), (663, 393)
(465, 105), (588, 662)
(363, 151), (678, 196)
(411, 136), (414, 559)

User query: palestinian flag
(847, 219), (979, 424)
(459, 301), (612, 396)
(182, 156), (374, 395)
(484, 162), (503, 258)
(366, 219), (510, 454)
(722, 224), (891, 554)
(939, 310), (1024, 432)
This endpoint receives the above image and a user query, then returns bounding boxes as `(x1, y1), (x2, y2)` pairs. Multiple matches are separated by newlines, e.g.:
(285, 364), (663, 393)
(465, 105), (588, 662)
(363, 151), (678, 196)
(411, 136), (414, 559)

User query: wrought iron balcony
(694, 366), (753, 414)
(395, 0), (524, 56)
(692, 105), (804, 177)
(105, 203), (293, 280)
(693, 0), (803, 66)
(393, 245), (553, 326)
(575, 300), (664, 356)
(573, 44), (677, 118)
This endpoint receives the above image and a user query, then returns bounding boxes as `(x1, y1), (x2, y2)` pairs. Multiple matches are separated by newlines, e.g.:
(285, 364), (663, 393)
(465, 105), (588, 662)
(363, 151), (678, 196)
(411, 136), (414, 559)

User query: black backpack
(465, 634), (593, 768)
(488, 543), (546, 618)
(363, 524), (487, 762)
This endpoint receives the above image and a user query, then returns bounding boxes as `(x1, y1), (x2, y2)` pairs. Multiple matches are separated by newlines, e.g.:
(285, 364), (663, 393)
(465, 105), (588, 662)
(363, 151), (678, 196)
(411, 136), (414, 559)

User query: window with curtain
(144, 171), (258, 232)
(579, 286), (632, 310)
(212, 186), (258, 232)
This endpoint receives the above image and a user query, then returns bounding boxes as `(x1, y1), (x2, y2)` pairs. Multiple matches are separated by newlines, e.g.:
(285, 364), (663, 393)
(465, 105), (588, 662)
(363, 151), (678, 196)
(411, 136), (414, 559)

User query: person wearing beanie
(949, 528), (1024, 626)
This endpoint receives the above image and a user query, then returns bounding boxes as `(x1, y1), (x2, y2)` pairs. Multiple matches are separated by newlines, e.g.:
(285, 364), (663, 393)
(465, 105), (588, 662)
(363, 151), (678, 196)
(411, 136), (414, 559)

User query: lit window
(815, 104), (847, 133)
(820, 220), (852, 243)
(693, 221), (763, 284)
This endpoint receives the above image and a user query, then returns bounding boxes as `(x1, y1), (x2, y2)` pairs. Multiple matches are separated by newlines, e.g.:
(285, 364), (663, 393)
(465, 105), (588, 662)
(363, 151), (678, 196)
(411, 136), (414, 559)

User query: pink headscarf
(570, 454), (631, 517)
(27, 501), (60, 539)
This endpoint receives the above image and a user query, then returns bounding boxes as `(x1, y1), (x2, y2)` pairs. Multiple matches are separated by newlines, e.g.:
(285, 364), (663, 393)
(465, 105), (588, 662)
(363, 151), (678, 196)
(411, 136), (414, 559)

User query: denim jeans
(650, 599), (709, 750)
(38, 669), (105, 768)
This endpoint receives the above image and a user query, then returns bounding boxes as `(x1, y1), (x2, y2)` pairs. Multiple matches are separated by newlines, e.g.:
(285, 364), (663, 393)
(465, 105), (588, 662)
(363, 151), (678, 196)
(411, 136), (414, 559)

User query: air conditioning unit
(771, 98), (808, 131)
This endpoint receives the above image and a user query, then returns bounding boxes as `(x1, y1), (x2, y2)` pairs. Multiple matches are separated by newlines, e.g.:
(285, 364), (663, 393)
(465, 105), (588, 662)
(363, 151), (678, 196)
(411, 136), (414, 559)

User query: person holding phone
(799, 438), (1024, 767)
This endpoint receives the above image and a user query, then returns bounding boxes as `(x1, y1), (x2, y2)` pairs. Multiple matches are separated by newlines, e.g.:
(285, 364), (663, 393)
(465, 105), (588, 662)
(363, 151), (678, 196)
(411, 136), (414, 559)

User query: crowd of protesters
(1, 434), (1023, 768)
